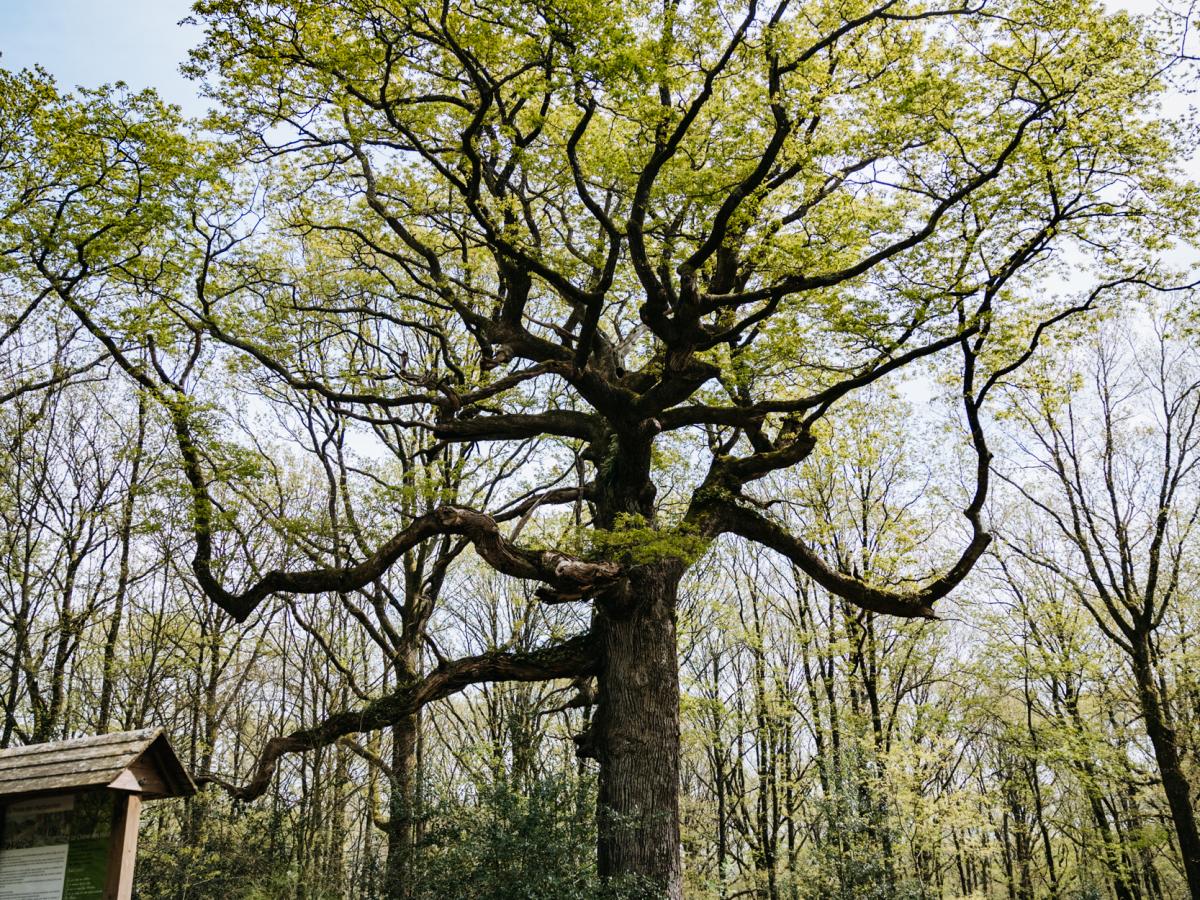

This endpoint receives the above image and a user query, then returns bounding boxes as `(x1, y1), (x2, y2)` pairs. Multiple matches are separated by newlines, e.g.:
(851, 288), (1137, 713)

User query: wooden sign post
(0, 729), (195, 900)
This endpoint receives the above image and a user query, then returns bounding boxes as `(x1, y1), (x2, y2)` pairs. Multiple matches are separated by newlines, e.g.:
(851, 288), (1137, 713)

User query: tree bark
(1132, 645), (1200, 897)
(593, 561), (683, 899)
(384, 712), (419, 900)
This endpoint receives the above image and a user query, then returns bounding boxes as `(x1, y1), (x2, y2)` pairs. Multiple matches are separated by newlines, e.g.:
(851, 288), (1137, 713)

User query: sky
(0, 0), (1188, 116)
(0, 0), (1194, 244)
(0, 0), (204, 114)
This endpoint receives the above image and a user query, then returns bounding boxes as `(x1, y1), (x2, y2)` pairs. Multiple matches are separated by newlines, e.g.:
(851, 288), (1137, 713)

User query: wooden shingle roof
(0, 728), (196, 801)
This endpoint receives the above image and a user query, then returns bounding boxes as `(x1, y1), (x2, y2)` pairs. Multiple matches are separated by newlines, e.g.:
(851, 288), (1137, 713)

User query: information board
(0, 794), (112, 900)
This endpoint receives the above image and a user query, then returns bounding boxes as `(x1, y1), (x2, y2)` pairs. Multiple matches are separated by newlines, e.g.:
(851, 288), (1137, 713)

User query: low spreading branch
(200, 631), (599, 800)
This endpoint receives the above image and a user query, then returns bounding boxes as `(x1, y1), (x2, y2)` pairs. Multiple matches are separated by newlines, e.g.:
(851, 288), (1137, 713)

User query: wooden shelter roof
(0, 728), (195, 801)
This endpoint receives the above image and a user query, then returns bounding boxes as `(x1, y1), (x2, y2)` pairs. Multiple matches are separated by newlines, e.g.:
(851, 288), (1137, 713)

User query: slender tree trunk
(382, 631), (424, 900)
(1131, 645), (1200, 897)
(593, 561), (683, 899)
(99, 394), (145, 732)
(1110, 791), (1147, 900)
(751, 591), (778, 900)
(1000, 813), (1017, 900)
(1086, 784), (1136, 900)
(952, 827), (970, 897)
(858, 614), (895, 887)
(1061, 691), (1136, 900)
(711, 656), (729, 899)
(2, 596), (30, 747)
(37, 544), (82, 742)
(1123, 785), (1162, 900)
(1028, 762), (1059, 900)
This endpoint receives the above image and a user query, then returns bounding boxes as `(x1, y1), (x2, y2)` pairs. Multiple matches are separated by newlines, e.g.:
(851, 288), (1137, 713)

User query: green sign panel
(0, 792), (113, 900)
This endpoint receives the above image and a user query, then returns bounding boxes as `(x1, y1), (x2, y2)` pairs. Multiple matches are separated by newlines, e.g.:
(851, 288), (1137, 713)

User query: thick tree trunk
(1131, 648), (1200, 898)
(593, 561), (683, 899)
(384, 712), (420, 899)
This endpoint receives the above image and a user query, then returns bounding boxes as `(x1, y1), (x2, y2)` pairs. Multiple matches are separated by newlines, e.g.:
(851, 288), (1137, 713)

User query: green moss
(586, 513), (708, 567)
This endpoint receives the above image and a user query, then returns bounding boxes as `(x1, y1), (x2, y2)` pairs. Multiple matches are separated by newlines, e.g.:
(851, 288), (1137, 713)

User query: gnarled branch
(200, 631), (599, 801)
(193, 504), (621, 622)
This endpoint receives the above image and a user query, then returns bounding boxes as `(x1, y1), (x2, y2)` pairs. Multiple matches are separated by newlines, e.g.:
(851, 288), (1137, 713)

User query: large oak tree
(2, 0), (1195, 894)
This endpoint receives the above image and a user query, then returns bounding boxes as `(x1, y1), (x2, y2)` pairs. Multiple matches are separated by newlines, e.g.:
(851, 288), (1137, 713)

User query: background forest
(5, 311), (1200, 900)
(4, 0), (1200, 899)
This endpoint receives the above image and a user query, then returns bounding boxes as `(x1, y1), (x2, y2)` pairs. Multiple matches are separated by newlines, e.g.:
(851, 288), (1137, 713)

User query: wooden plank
(0, 749), (138, 769)
(107, 770), (142, 792)
(126, 758), (170, 797)
(103, 792), (142, 900)
(0, 730), (157, 761)
(0, 751), (139, 779)
(0, 749), (135, 773)
(0, 733), (152, 757)
(0, 774), (119, 795)
(0, 731), (161, 800)
(0, 744), (148, 773)
(0, 765), (132, 794)
(142, 737), (196, 797)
